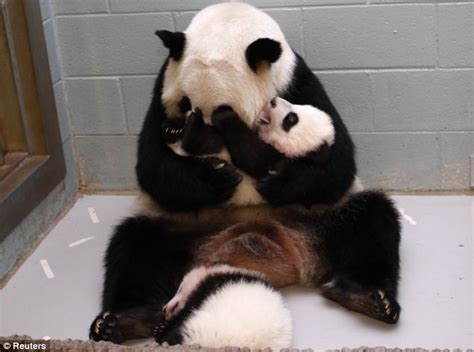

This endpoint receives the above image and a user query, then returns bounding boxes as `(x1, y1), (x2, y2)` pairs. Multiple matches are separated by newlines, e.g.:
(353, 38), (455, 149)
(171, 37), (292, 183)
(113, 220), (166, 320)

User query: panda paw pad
(89, 311), (124, 343)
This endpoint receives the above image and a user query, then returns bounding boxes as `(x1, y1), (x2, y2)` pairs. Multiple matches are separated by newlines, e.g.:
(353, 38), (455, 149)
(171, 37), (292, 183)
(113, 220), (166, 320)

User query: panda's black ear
(155, 30), (186, 61)
(245, 38), (282, 72)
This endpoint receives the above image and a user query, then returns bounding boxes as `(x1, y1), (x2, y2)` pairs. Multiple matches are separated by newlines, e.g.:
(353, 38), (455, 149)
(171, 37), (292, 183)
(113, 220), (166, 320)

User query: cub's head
(156, 2), (296, 126)
(257, 97), (335, 158)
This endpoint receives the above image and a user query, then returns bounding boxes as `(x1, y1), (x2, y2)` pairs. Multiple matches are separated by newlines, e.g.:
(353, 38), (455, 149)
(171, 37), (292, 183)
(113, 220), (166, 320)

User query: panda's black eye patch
(282, 112), (298, 132)
(178, 96), (191, 114)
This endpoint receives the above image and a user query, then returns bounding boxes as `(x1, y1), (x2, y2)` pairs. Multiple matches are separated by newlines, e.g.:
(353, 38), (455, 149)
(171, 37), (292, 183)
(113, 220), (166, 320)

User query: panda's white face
(160, 2), (296, 126)
(257, 97), (335, 157)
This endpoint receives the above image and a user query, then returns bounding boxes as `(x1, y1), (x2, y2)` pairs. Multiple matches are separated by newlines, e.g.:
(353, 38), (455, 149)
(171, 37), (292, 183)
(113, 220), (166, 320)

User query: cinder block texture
(47, 2), (474, 191)
(354, 133), (441, 190)
(56, 14), (173, 76)
(120, 77), (156, 135)
(53, 0), (109, 14)
(65, 79), (128, 135)
(110, 0), (365, 13)
(438, 133), (474, 190)
(75, 136), (138, 190)
(303, 5), (436, 69)
(318, 72), (373, 132)
(438, 4), (474, 68)
(372, 70), (474, 132)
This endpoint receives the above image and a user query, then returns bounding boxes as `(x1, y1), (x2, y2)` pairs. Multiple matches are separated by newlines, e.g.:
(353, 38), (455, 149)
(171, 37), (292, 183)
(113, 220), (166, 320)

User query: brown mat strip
(1, 336), (471, 352)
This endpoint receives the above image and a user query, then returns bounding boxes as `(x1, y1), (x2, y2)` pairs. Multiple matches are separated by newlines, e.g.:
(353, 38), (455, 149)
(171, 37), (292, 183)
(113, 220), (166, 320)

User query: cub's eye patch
(282, 112), (298, 132)
(178, 96), (192, 114)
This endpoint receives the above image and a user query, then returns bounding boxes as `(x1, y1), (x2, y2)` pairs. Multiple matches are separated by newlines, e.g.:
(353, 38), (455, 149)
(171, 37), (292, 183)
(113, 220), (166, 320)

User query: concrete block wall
(49, 0), (473, 191)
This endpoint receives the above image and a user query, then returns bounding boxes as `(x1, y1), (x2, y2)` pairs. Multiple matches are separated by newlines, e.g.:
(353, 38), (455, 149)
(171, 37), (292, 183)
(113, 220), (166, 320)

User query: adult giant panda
(134, 1), (359, 213)
(90, 2), (401, 344)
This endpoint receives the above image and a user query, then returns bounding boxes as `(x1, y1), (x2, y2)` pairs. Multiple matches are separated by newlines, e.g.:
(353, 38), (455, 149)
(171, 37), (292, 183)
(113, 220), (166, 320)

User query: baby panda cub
(213, 97), (335, 179)
(153, 264), (292, 350)
(162, 97), (335, 179)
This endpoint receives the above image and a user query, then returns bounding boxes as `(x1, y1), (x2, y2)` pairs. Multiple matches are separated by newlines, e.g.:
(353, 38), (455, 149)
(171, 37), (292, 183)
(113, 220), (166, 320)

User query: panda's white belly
(169, 142), (264, 207)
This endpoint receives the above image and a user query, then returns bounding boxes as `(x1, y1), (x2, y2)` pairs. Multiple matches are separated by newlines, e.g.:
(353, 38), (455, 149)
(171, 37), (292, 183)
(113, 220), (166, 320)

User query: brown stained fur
(195, 220), (317, 288)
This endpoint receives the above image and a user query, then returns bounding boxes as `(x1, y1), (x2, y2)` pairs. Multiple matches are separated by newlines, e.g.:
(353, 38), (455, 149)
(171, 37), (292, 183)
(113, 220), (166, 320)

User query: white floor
(0, 195), (472, 349)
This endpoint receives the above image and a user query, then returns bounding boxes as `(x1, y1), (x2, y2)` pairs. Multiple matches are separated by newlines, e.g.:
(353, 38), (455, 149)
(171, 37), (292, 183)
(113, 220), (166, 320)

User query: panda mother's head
(157, 2), (296, 126)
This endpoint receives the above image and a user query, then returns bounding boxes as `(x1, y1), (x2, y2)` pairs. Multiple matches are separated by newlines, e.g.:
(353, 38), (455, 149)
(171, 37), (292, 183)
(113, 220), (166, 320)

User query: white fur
(258, 97), (335, 158)
(176, 266), (292, 350)
(162, 2), (296, 126)
(163, 265), (252, 319)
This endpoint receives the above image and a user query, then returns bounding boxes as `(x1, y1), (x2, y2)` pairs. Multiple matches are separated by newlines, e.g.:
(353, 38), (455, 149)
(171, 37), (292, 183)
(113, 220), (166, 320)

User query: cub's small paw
(89, 311), (124, 343)
(375, 290), (401, 324)
(153, 321), (170, 344)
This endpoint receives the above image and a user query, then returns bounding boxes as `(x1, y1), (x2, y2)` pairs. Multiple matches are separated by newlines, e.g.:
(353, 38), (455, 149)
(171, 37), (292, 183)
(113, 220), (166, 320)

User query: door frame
(0, 0), (66, 239)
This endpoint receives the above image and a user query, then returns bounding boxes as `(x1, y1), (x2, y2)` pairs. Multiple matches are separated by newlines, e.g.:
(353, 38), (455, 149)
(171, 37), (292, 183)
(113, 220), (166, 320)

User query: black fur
(212, 106), (284, 179)
(155, 30), (186, 61)
(282, 112), (298, 132)
(211, 102), (353, 206)
(181, 109), (225, 156)
(153, 272), (272, 345)
(245, 38), (282, 72)
(255, 53), (356, 205)
(136, 59), (242, 212)
(91, 23), (400, 342)
(316, 190), (401, 323)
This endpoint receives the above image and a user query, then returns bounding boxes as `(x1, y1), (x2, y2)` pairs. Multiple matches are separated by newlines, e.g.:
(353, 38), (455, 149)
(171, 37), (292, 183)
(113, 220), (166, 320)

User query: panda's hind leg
(89, 216), (195, 343)
(318, 190), (401, 324)
(153, 317), (184, 346)
(320, 277), (400, 324)
(90, 308), (163, 343)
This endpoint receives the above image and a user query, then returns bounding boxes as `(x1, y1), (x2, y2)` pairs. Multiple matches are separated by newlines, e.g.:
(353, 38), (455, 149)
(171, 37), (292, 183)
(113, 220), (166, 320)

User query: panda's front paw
(203, 157), (242, 199)
(182, 109), (205, 146)
(161, 118), (186, 144)
(211, 105), (239, 128)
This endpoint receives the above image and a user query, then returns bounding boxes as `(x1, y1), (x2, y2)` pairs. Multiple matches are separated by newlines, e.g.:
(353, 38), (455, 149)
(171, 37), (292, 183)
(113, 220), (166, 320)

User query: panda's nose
(270, 97), (277, 108)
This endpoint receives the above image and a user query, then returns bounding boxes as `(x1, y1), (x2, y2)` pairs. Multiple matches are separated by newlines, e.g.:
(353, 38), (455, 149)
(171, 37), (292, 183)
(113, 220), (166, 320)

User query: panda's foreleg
(89, 216), (195, 342)
(212, 106), (283, 178)
(137, 105), (242, 211)
(317, 190), (401, 324)
(181, 108), (225, 155)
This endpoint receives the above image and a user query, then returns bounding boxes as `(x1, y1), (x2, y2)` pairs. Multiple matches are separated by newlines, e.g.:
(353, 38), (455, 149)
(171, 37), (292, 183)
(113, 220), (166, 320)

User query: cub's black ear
(155, 30), (186, 61)
(245, 38), (282, 72)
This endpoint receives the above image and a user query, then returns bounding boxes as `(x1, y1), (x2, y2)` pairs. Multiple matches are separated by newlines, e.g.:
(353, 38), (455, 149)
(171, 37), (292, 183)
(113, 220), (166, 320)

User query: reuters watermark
(0, 340), (50, 351)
